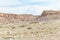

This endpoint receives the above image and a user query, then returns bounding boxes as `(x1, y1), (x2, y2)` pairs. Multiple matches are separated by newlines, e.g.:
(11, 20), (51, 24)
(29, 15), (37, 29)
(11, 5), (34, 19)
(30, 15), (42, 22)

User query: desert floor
(0, 21), (60, 40)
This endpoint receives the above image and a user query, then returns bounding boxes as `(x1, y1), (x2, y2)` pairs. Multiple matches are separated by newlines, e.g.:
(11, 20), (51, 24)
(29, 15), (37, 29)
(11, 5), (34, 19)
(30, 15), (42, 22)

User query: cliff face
(0, 13), (38, 23)
(0, 10), (60, 23)
(38, 10), (60, 22)
(41, 10), (60, 16)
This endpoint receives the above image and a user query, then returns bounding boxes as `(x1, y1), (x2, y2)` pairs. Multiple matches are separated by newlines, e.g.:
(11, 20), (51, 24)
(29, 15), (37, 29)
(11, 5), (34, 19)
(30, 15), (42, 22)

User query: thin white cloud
(31, 0), (48, 2)
(0, 5), (45, 15)
(0, 0), (22, 7)
(0, 0), (60, 15)
(0, 4), (60, 15)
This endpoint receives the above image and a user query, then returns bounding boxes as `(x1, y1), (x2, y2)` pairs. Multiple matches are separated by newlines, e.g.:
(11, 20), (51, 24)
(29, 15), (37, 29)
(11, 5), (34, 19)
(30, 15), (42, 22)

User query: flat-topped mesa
(41, 10), (60, 16)
(37, 10), (60, 22)
(0, 13), (39, 23)
(0, 13), (33, 19)
(0, 10), (60, 23)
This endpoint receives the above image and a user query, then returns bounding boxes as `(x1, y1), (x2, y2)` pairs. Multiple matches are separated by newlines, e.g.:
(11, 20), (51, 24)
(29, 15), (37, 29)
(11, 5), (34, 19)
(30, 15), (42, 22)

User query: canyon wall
(0, 10), (60, 23)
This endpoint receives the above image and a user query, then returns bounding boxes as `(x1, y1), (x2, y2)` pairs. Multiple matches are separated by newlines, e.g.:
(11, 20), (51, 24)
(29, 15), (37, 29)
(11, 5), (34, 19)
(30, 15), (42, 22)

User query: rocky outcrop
(0, 13), (38, 23)
(0, 10), (60, 23)
(41, 10), (60, 16)
(38, 10), (60, 22)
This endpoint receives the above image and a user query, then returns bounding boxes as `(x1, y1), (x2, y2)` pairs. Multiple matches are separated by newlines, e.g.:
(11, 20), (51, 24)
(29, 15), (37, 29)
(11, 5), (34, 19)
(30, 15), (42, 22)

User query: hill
(0, 10), (60, 23)
(37, 10), (60, 22)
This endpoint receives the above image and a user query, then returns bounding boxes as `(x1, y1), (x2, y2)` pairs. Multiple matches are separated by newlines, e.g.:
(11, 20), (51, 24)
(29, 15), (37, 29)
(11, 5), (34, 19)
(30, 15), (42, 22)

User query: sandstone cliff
(38, 10), (60, 22)
(0, 13), (38, 23)
(0, 10), (60, 23)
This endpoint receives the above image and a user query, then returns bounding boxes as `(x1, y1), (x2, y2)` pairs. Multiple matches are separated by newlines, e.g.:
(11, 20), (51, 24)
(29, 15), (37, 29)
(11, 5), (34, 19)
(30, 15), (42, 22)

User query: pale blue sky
(0, 0), (60, 15)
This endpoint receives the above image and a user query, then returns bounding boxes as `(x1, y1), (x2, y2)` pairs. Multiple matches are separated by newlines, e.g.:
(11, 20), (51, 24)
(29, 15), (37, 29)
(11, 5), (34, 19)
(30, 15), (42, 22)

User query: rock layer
(0, 10), (60, 23)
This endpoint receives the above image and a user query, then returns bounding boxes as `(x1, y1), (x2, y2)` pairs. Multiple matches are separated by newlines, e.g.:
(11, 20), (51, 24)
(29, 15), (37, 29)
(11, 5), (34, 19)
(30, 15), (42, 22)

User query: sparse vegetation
(12, 27), (15, 29)
(0, 10), (60, 40)
(27, 27), (32, 30)
(19, 25), (25, 27)
(31, 32), (34, 34)
(0, 26), (2, 28)
(0, 21), (60, 40)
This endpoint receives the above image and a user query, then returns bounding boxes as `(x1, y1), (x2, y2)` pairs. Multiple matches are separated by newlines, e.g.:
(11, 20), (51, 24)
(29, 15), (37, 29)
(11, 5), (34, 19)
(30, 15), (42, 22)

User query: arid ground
(0, 20), (60, 40)
(0, 10), (60, 40)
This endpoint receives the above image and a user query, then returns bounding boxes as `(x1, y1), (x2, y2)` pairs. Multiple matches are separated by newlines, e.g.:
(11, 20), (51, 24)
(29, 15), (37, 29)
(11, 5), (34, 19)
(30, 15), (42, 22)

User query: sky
(0, 0), (60, 15)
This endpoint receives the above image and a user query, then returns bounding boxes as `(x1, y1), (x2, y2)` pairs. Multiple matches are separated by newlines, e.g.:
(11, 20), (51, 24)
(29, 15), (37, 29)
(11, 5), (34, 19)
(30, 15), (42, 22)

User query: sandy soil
(0, 21), (60, 40)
